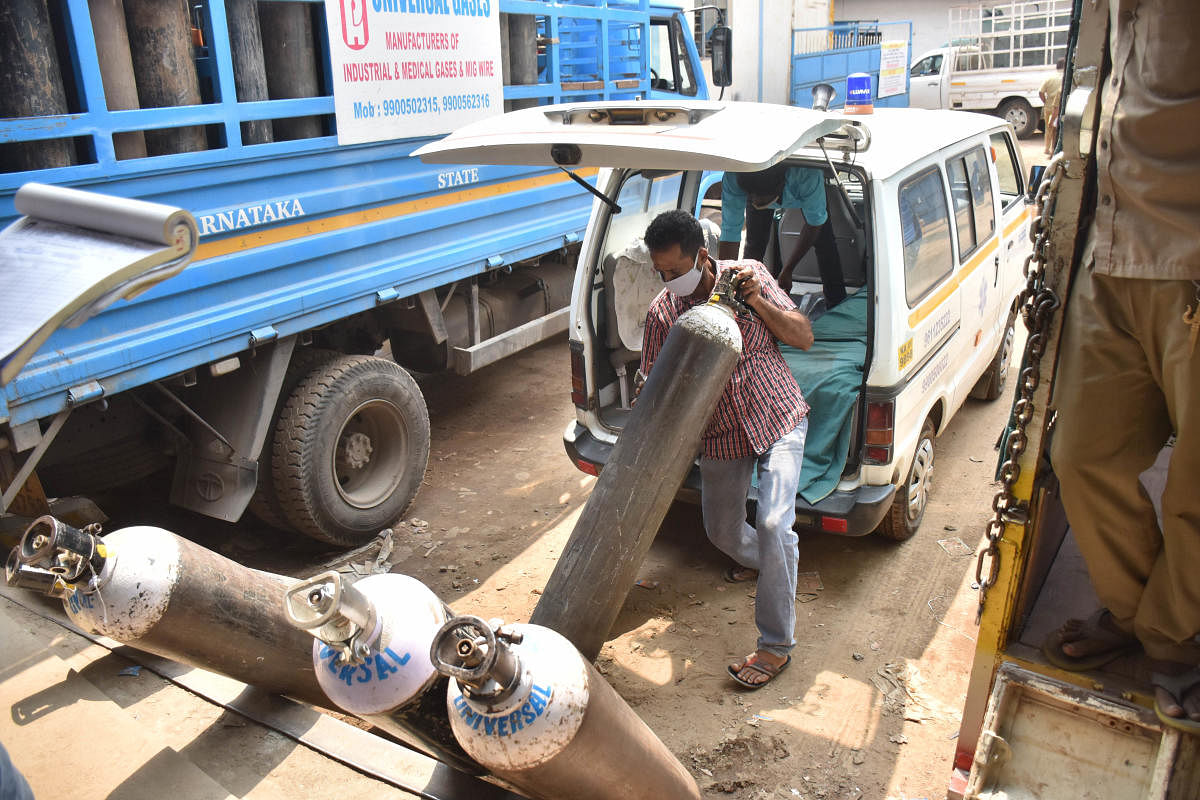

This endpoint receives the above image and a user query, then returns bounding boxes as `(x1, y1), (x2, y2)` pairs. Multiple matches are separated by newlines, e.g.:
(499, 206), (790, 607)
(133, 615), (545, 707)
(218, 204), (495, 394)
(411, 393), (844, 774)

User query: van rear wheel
(971, 308), (1017, 401)
(876, 417), (935, 541)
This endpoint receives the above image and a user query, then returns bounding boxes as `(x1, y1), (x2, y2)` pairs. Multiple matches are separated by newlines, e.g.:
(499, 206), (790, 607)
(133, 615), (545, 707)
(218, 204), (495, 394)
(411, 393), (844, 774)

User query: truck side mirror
(710, 26), (732, 87)
(1026, 164), (1046, 202)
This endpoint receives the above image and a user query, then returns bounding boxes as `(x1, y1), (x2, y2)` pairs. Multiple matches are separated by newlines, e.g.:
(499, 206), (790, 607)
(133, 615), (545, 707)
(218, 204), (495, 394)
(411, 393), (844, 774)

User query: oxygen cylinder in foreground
(531, 275), (744, 659)
(11, 516), (327, 708)
(430, 615), (702, 800)
(283, 571), (481, 775)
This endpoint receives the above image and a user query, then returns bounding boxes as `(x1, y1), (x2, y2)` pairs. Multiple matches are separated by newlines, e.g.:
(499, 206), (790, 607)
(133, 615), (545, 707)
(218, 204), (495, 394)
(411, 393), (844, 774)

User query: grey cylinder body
(306, 573), (480, 775)
(226, 0), (274, 145)
(0, 0), (74, 171)
(258, 1), (323, 141)
(505, 14), (538, 112)
(445, 622), (701, 800)
(123, 0), (207, 155)
(530, 302), (742, 660)
(62, 526), (327, 708)
(88, 0), (147, 159)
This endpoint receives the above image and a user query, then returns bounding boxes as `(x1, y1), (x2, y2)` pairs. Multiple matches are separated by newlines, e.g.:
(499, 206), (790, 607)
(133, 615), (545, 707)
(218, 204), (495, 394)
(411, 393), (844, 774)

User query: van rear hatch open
(414, 100), (849, 171)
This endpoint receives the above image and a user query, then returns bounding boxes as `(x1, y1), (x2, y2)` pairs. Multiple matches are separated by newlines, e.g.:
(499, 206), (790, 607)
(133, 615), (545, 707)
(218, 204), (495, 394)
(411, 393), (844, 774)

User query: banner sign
(878, 40), (909, 99)
(323, 1), (504, 145)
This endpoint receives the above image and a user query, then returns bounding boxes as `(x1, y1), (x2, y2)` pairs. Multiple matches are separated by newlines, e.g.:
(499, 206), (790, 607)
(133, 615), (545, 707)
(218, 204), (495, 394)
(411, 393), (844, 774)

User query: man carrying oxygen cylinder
(640, 209), (813, 689)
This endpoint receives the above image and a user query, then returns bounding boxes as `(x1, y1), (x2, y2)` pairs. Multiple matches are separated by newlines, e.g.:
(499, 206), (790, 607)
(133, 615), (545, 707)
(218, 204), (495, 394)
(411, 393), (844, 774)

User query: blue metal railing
(790, 21), (913, 110)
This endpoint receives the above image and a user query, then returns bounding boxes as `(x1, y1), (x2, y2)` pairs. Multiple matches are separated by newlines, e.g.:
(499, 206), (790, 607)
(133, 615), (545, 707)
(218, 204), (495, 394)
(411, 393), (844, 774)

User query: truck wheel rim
(332, 399), (409, 509)
(907, 438), (934, 521)
(1006, 107), (1028, 129)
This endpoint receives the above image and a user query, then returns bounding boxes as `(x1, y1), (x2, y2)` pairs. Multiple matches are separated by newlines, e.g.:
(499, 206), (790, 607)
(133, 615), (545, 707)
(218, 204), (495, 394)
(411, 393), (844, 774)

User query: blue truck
(0, 0), (717, 546)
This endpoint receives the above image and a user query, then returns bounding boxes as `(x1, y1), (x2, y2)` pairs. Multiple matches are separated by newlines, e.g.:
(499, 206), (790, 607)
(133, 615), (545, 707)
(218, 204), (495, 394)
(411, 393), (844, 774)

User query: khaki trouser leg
(1050, 268), (1200, 663)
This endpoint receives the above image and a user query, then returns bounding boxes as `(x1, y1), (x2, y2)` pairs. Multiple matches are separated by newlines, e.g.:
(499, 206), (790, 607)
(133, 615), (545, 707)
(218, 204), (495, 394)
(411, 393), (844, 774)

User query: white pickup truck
(908, 45), (1057, 139)
(908, 1), (1069, 138)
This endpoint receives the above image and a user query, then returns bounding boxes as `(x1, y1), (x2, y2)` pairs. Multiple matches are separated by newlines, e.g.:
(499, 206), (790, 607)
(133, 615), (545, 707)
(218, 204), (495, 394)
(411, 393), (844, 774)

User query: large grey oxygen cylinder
(0, 0), (74, 171)
(258, 2), (323, 141)
(123, 0), (207, 155)
(15, 517), (328, 709)
(530, 299), (742, 660)
(431, 615), (702, 800)
(283, 571), (481, 775)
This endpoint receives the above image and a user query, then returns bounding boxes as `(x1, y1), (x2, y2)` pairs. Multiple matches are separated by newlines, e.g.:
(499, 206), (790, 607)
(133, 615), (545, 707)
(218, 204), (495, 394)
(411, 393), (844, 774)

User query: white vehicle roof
(415, 101), (1010, 181)
(792, 107), (1010, 180)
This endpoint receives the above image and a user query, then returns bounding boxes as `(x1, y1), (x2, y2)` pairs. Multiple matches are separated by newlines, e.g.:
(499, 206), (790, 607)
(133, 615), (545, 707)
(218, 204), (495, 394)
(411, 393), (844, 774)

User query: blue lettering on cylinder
(454, 684), (556, 737)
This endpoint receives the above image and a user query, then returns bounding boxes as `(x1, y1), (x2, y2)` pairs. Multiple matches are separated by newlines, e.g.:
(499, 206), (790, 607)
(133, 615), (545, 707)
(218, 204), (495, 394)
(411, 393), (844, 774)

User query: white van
(417, 101), (1032, 540)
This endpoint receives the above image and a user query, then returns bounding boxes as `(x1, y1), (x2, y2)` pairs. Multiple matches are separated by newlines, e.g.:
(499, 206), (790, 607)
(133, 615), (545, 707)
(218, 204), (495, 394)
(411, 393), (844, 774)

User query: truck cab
(417, 100), (1031, 542)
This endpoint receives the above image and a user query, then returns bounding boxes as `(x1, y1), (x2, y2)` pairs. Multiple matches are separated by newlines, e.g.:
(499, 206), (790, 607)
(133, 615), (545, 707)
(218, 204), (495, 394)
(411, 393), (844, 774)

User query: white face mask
(663, 251), (703, 297)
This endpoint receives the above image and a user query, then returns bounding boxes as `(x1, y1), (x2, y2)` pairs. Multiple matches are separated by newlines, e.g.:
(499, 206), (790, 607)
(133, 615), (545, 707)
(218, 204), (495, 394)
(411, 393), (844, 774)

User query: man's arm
(718, 172), (747, 260)
(777, 168), (830, 292)
(735, 266), (813, 350)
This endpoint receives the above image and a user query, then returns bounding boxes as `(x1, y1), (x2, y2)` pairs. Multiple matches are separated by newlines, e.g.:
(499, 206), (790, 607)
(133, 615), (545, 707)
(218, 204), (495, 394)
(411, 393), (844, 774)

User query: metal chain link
(974, 154), (1066, 624)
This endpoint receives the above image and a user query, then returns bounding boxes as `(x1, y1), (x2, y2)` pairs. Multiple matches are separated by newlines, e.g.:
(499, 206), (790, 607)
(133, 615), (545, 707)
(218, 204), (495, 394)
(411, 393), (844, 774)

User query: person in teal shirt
(718, 164), (845, 306)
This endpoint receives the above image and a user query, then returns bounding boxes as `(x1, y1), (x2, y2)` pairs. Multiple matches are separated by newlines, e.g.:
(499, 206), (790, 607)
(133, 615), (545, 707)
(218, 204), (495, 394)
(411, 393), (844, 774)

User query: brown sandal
(727, 652), (791, 689)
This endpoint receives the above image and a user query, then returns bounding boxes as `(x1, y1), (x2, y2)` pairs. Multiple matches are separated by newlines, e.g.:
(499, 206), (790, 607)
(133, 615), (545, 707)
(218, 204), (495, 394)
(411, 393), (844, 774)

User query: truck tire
(998, 97), (1038, 139)
(272, 355), (430, 546)
(971, 308), (1017, 401)
(875, 417), (936, 542)
(247, 346), (340, 530)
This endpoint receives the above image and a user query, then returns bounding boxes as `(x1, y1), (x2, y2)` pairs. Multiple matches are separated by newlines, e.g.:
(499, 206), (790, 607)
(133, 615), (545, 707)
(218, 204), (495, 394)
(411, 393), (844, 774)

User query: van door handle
(994, 255), (1000, 286)
(1006, 239), (1015, 250)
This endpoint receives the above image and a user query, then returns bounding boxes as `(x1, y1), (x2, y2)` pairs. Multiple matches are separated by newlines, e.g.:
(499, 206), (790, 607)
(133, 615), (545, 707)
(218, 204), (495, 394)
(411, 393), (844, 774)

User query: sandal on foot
(1152, 667), (1200, 734)
(727, 653), (790, 689)
(722, 565), (759, 583)
(1042, 608), (1139, 671)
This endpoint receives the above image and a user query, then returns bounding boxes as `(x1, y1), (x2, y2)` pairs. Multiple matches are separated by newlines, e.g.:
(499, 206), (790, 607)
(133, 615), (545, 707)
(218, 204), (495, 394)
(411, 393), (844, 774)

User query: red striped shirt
(640, 259), (809, 460)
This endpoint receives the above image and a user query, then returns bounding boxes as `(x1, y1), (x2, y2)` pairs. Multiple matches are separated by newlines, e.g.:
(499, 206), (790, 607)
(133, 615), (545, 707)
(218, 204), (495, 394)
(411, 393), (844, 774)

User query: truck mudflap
(961, 663), (1196, 800)
(563, 420), (894, 535)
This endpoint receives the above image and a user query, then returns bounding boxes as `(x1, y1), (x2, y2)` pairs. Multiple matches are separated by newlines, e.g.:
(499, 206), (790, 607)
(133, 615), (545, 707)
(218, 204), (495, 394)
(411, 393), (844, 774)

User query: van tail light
(570, 342), (587, 409)
(863, 399), (894, 464)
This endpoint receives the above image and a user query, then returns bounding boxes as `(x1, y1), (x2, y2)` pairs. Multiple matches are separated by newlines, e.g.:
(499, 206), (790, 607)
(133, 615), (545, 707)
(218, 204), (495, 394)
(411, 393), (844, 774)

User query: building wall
(835, 0), (953, 61)
(721, 0), (832, 104)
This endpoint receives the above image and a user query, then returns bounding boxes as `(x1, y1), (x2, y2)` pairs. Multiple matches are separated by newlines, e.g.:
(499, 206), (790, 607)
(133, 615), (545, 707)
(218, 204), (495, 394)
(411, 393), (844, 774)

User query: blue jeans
(700, 418), (807, 658)
(0, 741), (33, 800)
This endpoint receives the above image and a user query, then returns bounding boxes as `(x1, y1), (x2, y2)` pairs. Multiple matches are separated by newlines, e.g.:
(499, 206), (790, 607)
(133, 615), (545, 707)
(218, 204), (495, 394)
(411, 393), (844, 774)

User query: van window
(947, 147), (995, 261)
(989, 132), (1023, 207)
(600, 171), (685, 271)
(898, 166), (953, 306)
(967, 147), (995, 241)
(947, 157), (976, 258)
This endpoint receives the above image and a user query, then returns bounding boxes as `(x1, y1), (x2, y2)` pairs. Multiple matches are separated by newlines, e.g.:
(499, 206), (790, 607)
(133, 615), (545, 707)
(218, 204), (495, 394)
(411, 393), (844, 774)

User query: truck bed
(0, 150), (592, 426)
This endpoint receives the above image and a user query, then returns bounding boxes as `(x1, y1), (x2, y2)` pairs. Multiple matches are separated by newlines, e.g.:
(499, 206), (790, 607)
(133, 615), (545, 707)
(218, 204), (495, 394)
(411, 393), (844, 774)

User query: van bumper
(564, 421), (896, 537)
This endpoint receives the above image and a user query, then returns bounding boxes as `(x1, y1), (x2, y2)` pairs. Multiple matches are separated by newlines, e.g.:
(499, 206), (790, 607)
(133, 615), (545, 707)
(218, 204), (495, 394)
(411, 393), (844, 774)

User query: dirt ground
(4, 142), (1050, 800)
(78, 322), (1012, 800)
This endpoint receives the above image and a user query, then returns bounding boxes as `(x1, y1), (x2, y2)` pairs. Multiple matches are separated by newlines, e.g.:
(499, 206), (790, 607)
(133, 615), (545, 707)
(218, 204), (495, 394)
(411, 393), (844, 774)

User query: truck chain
(974, 154), (1065, 624)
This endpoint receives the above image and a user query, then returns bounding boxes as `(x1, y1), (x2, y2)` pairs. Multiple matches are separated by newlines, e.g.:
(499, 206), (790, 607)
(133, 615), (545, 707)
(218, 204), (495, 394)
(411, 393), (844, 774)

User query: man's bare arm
(735, 267), (813, 350)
